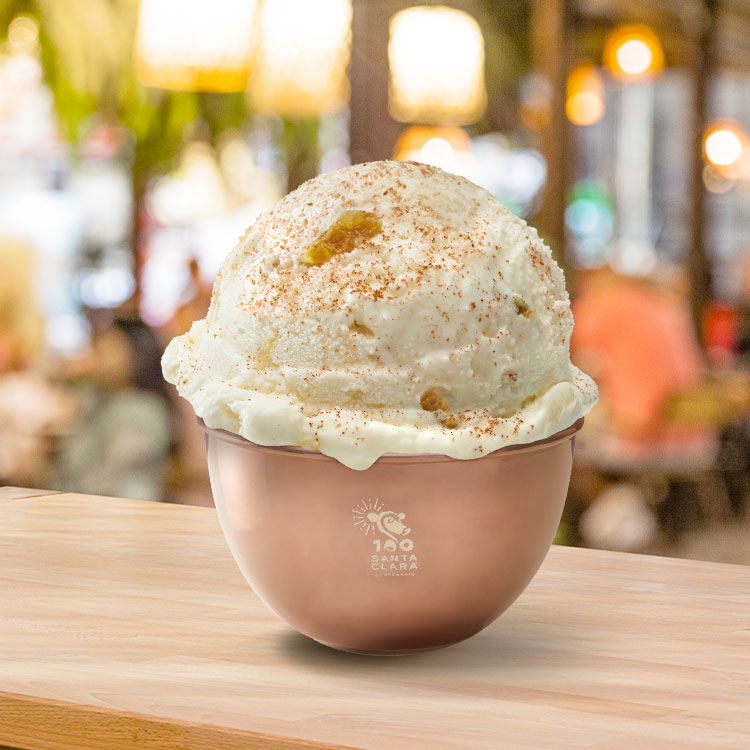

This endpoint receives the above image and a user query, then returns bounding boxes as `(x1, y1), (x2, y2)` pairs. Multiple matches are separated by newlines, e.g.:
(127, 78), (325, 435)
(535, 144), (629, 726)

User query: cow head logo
(353, 499), (411, 551)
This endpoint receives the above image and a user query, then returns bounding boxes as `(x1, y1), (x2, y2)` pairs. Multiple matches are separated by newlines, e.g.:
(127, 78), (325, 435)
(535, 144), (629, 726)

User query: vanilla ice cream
(162, 160), (597, 470)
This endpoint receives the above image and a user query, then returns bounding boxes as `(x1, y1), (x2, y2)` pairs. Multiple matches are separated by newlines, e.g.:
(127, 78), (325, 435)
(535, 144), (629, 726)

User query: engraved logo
(352, 499), (420, 576)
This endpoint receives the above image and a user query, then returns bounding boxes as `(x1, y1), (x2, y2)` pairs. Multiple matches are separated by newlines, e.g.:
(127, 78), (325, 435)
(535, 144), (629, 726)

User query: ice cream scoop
(163, 160), (596, 469)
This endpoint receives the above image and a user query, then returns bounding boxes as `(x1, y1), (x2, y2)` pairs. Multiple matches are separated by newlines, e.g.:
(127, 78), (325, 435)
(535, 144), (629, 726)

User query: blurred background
(2, 0), (750, 563)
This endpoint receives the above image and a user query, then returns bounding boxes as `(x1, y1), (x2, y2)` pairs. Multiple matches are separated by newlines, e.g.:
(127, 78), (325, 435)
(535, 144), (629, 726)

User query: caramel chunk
(300, 210), (382, 266)
(420, 388), (459, 429)
(349, 321), (374, 336)
(439, 413), (459, 429)
(420, 389), (449, 412)
(514, 294), (533, 318)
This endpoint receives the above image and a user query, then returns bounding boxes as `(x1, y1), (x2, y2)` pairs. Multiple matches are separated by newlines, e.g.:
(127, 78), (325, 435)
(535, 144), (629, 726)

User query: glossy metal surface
(200, 419), (583, 655)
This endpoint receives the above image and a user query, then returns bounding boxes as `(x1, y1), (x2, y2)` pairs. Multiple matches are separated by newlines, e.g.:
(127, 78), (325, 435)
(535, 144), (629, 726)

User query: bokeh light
(616, 40), (652, 76)
(248, 0), (352, 118)
(7, 16), (39, 52)
(388, 6), (486, 125)
(393, 125), (472, 174)
(135, 0), (257, 92)
(703, 121), (746, 168)
(566, 63), (605, 126)
(603, 25), (664, 81)
(565, 180), (614, 267)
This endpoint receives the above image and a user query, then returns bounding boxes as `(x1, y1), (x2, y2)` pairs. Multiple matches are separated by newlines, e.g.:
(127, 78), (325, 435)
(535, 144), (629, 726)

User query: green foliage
(282, 117), (320, 190)
(37, 21), (98, 143)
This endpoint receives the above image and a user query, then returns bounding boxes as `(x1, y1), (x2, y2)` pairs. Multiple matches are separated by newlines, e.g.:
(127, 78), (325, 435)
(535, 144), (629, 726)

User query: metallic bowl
(200, 418), (583, 655)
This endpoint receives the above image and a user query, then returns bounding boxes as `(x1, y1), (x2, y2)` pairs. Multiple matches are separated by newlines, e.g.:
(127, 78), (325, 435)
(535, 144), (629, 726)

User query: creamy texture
(163, 160), (597, 469)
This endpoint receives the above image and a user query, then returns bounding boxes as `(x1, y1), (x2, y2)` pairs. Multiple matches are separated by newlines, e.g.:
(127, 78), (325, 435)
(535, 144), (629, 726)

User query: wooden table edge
(0, 691), (363, 750)
(0, 488), (67, 501)
(551, 540), (750, 571)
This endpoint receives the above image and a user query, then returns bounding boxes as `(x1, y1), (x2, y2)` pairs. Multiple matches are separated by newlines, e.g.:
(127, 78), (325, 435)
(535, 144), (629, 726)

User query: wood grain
(1, 493), (749, 750)
(0, 691), (356, 750)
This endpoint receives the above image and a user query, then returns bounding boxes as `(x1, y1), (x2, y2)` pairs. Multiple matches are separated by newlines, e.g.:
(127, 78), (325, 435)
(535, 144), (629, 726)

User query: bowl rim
(197, 417), (584, 464)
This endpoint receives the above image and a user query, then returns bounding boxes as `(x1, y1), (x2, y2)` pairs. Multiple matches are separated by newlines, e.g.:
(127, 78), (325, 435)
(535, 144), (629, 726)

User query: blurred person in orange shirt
(570, 267), (715, 549)
(571, 267), (707, 444)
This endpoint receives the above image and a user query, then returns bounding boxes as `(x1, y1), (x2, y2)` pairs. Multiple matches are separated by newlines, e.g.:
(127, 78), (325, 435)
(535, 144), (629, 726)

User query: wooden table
(1, 489), (749, 750)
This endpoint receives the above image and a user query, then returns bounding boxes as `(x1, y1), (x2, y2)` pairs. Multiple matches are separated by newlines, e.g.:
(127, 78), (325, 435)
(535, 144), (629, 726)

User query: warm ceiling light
(393, 125), (471, 161)
(567, 92), (605, 126)
(603, 25), (664, 81)
(135, 0), (257, 92)
(616, 40), (652, 76)
(566, 63), (605, 126)
(703, 120), (746, 168)
(248, 0), (352, 118)
(392, 125), (474, 179)
(388, 6), (486, 126)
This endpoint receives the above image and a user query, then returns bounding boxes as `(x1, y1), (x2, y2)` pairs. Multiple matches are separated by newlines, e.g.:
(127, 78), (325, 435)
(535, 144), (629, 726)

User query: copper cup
(200, 418), (583, 655)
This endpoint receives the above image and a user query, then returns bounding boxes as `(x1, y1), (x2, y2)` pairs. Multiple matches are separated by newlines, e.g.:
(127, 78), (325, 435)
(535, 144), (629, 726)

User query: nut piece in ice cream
(420, 388), (459, 429)
(300, 209), (382, 266)
(514, 295), (533, 318)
